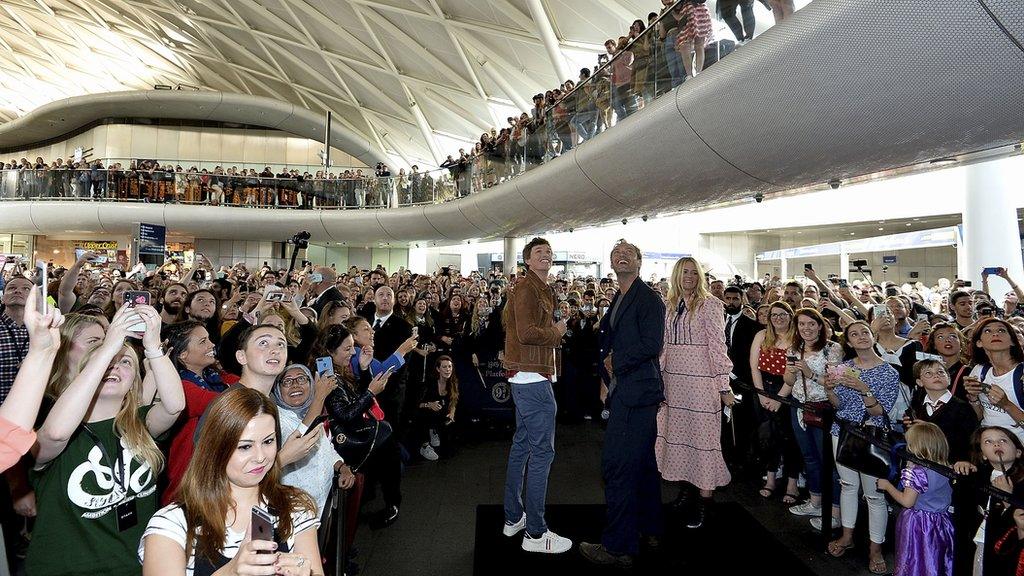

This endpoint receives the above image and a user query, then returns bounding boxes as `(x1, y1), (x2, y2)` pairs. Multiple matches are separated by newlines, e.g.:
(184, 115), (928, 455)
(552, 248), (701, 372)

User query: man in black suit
(308, 266), (344, 316)
(721, 286), (761, 478)
(580, 240), (665, 568)
(362, 285), (415, 440)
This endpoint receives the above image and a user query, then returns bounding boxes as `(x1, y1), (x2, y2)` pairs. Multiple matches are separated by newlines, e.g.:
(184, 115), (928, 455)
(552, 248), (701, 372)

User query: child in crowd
(953, 426), (1024, 576)
(876, 422), (954, 576)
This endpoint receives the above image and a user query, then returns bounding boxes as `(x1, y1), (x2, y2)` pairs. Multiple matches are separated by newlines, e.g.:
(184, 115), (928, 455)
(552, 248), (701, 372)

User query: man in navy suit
(580, 240), (665, 568)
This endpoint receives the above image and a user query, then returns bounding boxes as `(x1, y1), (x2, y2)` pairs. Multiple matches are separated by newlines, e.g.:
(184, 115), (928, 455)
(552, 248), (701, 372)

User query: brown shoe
(579, 542), (634, 568)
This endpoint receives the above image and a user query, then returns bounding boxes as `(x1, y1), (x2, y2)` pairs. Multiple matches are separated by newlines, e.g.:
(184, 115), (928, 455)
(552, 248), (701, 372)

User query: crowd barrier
(733, 379), (1024, 573)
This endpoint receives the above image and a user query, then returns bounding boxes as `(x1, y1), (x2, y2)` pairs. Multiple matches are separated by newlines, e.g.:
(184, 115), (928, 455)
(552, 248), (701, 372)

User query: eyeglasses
(769, 313), (791, 319)
(281, 376), (310, 387)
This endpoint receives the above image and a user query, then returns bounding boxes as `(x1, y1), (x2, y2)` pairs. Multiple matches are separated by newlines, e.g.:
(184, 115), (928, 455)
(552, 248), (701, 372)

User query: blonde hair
(266, 307), (301, 347)
(666, 257), (709, 322)
(83, 345), (164, 474)
(906, 421), (949, 466)
(46, 313), (107, 399)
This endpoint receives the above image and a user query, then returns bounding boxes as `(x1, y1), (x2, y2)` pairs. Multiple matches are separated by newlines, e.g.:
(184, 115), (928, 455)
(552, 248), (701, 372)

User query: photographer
(963, 318), (1024, 443)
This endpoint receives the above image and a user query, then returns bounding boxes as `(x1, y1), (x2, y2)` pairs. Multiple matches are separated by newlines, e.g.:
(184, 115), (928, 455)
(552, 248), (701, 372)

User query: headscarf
(272, 363), (316, 418)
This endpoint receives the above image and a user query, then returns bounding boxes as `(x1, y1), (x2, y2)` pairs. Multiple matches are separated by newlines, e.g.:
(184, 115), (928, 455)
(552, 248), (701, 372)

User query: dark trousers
(722, 0), (755, 41)
(600, 395), (662, 556)
(362, 434), (402, 508)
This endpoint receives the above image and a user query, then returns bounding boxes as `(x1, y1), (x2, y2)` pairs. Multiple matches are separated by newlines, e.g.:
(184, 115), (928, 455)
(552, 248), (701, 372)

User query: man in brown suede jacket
(500, 237), (572, 554)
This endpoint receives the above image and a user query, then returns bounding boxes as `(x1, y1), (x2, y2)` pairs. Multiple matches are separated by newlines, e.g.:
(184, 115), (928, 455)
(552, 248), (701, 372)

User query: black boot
(687, 497), (712, 529)
(669, 483), (695, 517)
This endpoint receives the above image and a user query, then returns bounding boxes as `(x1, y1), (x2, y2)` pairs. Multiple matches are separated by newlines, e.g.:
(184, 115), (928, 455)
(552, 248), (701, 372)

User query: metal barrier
(731, 377), (1024, 570)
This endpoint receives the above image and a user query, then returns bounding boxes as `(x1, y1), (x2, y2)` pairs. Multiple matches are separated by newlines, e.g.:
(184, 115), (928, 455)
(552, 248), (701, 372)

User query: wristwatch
(861, 390), (874, 398)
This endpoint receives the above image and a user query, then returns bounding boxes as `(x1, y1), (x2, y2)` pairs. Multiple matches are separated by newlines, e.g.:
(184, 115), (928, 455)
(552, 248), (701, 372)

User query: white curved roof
(0, 0), (738, 167)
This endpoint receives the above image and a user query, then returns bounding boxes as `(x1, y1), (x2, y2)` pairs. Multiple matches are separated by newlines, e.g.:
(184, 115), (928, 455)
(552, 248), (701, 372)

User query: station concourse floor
(353, 422), (874, 576)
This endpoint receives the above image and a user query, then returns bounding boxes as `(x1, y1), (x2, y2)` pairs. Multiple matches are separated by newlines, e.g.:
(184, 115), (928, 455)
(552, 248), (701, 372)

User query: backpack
(978, 363), (1024, 407)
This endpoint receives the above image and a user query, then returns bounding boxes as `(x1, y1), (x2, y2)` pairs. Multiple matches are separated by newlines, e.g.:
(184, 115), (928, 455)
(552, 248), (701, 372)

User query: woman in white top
(272, 364), (355, 515)
(784, 308), (843, 524)
(140, 387), (321, 576)
(964, 318), (1024, 444)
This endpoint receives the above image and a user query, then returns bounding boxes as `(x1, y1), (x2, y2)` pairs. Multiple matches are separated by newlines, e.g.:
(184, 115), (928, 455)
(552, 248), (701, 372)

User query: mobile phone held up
(983, 267), (1003, 276)
(35, 260), (47, 314)
(315, 356), (335, 378)
(124, 291), (151, 333)
(265, 291), (286, 303)
(303, 414), (330, 437)
(251, 506), (288, 552)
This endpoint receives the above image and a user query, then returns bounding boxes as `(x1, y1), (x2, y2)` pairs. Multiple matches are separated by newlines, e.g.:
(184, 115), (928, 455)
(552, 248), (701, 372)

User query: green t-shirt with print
(27, 407), (157, 576)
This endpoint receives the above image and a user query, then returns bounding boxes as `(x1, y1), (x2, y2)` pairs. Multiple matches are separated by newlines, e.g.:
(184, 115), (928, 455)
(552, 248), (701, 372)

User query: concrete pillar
(780, 257), (788, 281)
(839, 246), (850, 280)
(503, 236), (521, 277)
(962, 157), (1024, 298)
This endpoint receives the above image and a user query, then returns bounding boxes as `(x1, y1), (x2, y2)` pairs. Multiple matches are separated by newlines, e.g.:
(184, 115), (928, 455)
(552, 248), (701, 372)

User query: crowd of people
(440, 0), (800, 189)
(1, 2), (805, 211)
(0, 157), (458, 208)
(3, 236), (1024, 574)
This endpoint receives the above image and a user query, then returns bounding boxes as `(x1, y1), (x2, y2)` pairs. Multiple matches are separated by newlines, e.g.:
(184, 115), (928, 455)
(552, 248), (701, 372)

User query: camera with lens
(288, 231), (311, 249)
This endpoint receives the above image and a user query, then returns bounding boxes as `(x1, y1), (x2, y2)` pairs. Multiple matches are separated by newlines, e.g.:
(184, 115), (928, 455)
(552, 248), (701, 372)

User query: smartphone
(983, 267), (1003, 276)
(871, 304), (889, 319)
(303, 414), (330, 437)
(74, 248), (87, 261)
(315, 356), (334, 378)
(35, 260), (47, 314)
(380, 365), (397, 378)
(411, 326), (419, 340)
(963, 280), (973, 287)
(786, 355), (799, 363)
(124, 291), (151, 332)
(310, 273), (323, 283)
(980, 382), (993, 393)
(838, 278), (849, 288)
(93, 255), (108, 264)
(250, 506), (276, 552)
(265, 291), (285, 302)
(804, 264), (812, 271)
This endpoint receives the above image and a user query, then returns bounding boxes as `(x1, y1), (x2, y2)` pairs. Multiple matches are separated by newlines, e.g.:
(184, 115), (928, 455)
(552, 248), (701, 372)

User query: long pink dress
(655, 295), (733, 490)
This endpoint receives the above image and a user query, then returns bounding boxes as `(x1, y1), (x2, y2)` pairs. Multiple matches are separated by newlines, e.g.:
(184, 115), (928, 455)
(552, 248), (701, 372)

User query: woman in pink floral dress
(656, 257), (734, 529)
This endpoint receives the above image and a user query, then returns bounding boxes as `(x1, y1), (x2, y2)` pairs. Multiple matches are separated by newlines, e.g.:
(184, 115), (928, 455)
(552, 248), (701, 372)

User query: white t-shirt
(970, 364), (1024, 444)
(138, 503), (319, 575)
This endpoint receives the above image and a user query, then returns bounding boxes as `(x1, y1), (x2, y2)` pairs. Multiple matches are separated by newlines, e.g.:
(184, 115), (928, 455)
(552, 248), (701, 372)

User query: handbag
(835, 410), (904, 479)
(798, 359), (832, 429)
(331, 416), (392, 473)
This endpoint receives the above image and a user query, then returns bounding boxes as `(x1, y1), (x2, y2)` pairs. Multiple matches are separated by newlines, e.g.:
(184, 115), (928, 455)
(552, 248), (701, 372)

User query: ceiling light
(878, 227), (884, 231)
(850, 233), (855, 236)
(906, 223), (912, 226)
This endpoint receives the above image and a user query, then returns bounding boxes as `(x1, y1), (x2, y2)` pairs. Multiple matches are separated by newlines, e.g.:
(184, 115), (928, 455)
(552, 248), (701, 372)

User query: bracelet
(143, 347), (165, 359)
(864, 400), (880, 409)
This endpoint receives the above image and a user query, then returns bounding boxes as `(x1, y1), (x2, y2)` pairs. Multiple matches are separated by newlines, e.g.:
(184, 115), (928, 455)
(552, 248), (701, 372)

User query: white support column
(409, 97), (444, 166)
(525, 0), (571, 82)
(503, 237), (521, 277)
(963, 157), (1024, 298)
(780, 257), (788, 281)
(839, 245), (850, 280)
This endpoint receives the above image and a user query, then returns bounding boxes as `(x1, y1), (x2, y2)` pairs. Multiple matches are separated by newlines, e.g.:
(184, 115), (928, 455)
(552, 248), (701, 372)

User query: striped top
(138, 502), (318, 575)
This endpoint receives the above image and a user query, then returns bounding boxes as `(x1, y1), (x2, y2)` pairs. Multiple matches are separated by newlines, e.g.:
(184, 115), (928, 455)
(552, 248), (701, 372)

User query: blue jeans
(790, 408), (839, 505)
(663, 33), (684, 88)
(504, 379), (557, 535)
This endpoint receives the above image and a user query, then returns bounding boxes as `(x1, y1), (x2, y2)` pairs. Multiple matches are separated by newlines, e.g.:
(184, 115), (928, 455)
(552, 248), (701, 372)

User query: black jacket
(726, 313), (760, 386)
(598, 281), (666, 408)
(310, 286), (345, 316)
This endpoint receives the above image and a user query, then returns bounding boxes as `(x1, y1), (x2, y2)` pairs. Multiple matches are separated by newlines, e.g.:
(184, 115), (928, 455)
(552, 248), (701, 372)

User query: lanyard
(81, 424), (126, 491)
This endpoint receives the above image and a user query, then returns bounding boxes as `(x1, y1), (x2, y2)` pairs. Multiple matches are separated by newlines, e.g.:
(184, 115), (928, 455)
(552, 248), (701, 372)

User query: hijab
(272, 363), (316, 418)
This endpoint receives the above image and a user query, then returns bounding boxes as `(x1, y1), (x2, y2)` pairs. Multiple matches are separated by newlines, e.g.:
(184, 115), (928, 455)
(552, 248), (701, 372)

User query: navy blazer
(599, 280), (666, 408)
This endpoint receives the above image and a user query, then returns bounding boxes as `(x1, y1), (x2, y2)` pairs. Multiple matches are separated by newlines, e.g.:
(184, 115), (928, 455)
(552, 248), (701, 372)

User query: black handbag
(330, 416), (392, 472)
(835, 412), (903, 479)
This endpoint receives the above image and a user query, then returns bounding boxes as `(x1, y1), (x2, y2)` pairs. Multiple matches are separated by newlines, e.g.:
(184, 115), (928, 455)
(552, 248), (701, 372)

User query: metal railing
(0, 0), (773, 209)
(0, 167), (466, 209)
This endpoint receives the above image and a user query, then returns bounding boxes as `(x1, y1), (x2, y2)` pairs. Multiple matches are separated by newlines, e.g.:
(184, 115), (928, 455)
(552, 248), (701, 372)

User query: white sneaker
(503, 513), (525, 537)
(521, 530), (572, 554)
(429, 429), (440, 448)
(419, 444), (438, 461)
(789, 501), (822, 517)
(810, 516), (841, 531)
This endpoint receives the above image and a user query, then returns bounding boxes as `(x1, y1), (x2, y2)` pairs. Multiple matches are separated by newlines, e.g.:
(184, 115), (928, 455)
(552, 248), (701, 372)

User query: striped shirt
(138, 503), (319, 575)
